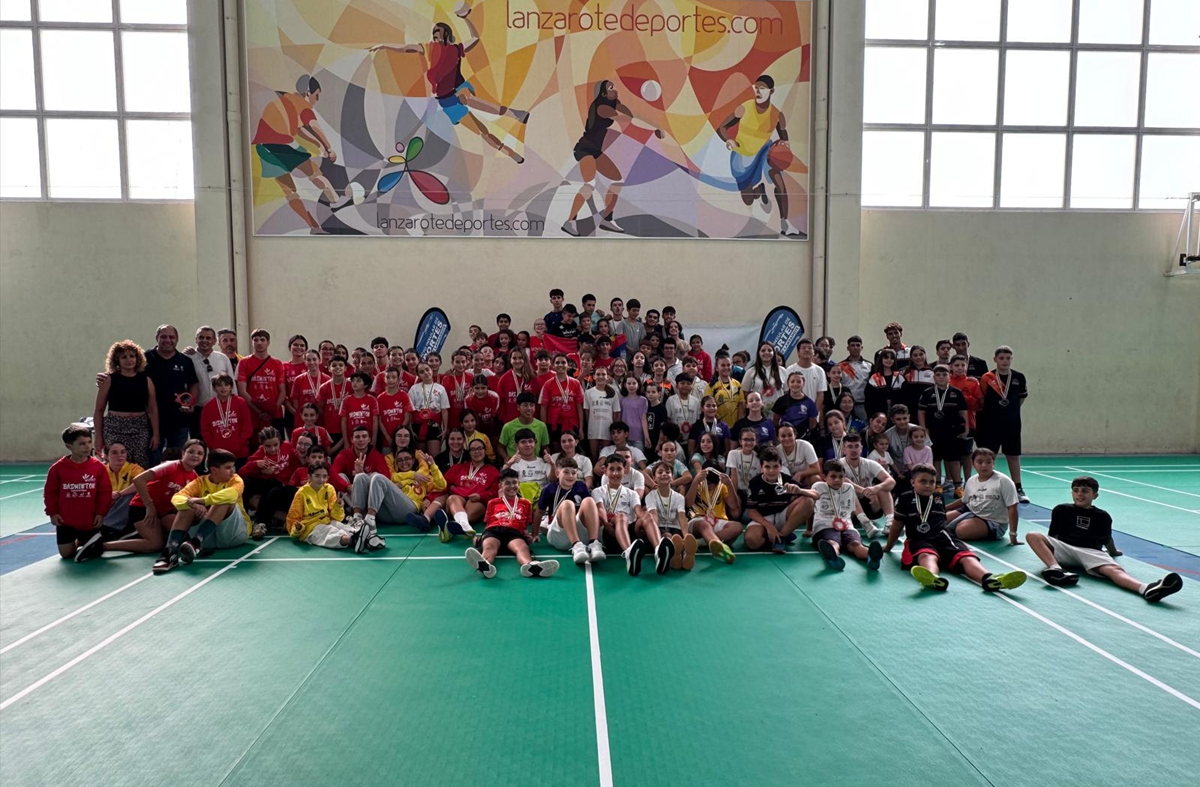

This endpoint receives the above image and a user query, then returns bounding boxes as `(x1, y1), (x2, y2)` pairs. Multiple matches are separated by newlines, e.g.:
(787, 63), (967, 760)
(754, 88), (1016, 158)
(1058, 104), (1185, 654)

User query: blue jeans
(151, 425), (192, 465)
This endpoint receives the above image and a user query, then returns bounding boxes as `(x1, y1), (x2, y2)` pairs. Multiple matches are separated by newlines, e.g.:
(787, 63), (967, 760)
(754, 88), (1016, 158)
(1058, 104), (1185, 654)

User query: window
(862, 0), (1200, 210)
(0, 0), (192, 200)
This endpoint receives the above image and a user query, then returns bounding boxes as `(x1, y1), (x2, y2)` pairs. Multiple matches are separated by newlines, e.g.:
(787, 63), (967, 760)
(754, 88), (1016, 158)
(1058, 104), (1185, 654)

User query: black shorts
(56, 524), (97, 546)
(480, 526), (527, 550)
(930, 434), (968, 462)
(573, 143), (603, 162)
(977, 424), (1021, 456)
(858, 494), (884, 520)
(901, 534), (975, 572)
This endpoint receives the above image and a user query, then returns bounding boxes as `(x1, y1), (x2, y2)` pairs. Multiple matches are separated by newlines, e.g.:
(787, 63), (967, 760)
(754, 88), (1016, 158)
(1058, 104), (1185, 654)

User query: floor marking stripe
(0, 488), (40, 502)
(974, 547), (1200, 660)
(585, 563), (613, 787)
(0, 538), (280, 712)
(1064, 467), (1200, 500)
(1024, 470), (1200, 516)
(190, 550), (821, 563)
(0, 476), (36, 484)
(992, 592), (1200, 711)
(0, 573), (154, 655)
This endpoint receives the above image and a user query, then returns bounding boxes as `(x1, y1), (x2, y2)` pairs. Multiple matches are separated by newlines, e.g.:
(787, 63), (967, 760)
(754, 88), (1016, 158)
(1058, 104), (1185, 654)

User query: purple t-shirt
(620, 395), (649, 442)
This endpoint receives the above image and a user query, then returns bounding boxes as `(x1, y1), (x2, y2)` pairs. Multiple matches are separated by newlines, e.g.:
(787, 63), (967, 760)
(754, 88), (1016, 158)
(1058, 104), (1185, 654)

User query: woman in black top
(561, 79), (664, 237)
(94, 340), (159, 467)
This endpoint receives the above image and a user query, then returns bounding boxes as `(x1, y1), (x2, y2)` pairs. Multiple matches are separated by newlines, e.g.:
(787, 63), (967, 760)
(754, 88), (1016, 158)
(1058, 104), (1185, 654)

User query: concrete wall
(0, 202), (199, 458)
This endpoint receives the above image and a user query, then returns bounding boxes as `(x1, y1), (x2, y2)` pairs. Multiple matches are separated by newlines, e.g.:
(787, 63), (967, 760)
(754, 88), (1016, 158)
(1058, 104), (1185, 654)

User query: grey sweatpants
(350, 473), (416, 523)
(305, 521), (354, 549)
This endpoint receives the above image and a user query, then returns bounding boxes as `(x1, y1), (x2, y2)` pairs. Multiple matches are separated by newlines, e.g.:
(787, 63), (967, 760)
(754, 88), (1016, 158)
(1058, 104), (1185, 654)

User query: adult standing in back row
(94, 340), (159, 468)
(144, 325), (198, 462)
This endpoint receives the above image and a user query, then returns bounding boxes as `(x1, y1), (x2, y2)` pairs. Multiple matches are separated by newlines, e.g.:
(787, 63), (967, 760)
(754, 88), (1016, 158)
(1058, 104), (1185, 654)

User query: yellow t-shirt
(710, 379), (744, 428)
(737, 100), (780, 154)
(107, 462), (145, 492)
(171, 474), (249, 531)
(392, 461), (447, 507)
(286, 483), (344, 541)
(691, 480), (729, 521)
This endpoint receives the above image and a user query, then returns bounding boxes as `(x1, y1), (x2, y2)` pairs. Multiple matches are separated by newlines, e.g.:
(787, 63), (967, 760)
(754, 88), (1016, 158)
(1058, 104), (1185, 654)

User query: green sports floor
(1, 456), (1197, 787)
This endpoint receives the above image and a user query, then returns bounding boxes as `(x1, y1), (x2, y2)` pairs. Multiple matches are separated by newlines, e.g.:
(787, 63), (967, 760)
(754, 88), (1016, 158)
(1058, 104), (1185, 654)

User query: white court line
(975, 547), (1200, 660)
(1, 533), (55, 537)
(584, 563), (613, 787)
(0, 488), (40, 502)
(1065, 467), (1200, 500)
(992, 592), (1200, 711)
(0, 538), (280, 712)
(0, 573), (154, 655)
(1024, 470), (1200, 516)
(192, 550), (821, 563)
(0, 476), (36, 484)
(1033, 466), (1200, 472)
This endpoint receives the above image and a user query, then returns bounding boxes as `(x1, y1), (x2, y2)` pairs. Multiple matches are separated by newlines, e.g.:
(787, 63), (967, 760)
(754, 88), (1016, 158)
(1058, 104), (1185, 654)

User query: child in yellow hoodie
(390, 448), (448, 532)
(155, 449), (250, 575)
(287, 465), (382, 553)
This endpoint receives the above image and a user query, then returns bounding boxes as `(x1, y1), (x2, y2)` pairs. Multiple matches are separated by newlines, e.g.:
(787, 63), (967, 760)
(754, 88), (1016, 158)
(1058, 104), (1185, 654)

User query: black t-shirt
(548, 321), (580, 339)
(966, 355), (988, 379)
(894, 490), (948, 543)
(145, 349), (199, 430)
(435, 449), (468, 470)
(746, 472), (797, 516)
(980, 370), (1028, 422)
(917, 385), (967, 433)
(1048, 504), (1112, 550)
(646, 401), (669, 450)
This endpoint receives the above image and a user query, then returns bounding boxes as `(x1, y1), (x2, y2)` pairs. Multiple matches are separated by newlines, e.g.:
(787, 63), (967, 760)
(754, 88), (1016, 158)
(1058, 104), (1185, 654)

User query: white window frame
(0, 0), (192, 202)
(863, 0), (1200, 210)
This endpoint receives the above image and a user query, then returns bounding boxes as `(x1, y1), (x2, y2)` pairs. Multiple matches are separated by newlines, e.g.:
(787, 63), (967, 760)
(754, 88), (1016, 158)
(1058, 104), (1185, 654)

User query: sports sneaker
(1016, 486), (1030, 505)
(367, 534), (387, 551)
(866, 540), (883, 571)
(352, 526), (370, 554)
(863, 521), (883, 540)
(152, 549), (179, 575)
(982, 571), (1027, 592)
(465, 547), (496, 579)
(599, 216), (626, 234)
(669, 534), (684, 570)
(349, 512), (364, 528)
(251, 522), (268, 541)
(624, 538), (646, 576)
(459, 519), (477, 538)
(910, 565), (949, 591)
(1041, 567), (1079, 587)
(571, 541), (589, 566)
(771, 538), (787, 555)
(817, 539), (845, 571)
(178, 537), (203, 565)
(438, 517), (453, 543)
(561, 219), (582, 237)
(587, 540), (607, 563)
(1143, 572), (1183, 603)
(708, 539), (736, 564)
(654, 537), (676, 574)
(74, 531), (105, 563)
(405, 512), (431, 532)
(521, 560), (560, 578)
(782, 532), (798, 546)
(363, 513), (377, 531)
(680, 533), (698, 571)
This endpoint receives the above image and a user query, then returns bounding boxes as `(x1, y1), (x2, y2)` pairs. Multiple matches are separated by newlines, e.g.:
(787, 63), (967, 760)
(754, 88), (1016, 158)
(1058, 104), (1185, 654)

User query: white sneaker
(521, 560), (559, 578)
(571, 541), (589, 566)
(599, 216), (626, 234)
(465, 547), (495, 578)
(863, 521), (883, 540)
(349, 512), (364, 529)
(588, 540), (607, 563)
(363, 513), (376, 531)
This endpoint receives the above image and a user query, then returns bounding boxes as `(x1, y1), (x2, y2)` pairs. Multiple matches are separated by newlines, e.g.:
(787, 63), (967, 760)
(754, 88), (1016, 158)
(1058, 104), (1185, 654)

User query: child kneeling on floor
(465, 469), (560, 579)
(1026, 476), (1181, 603)
(287, 464), (381, 553)
(883, 463), (1026, 593)
(802, 460), (883, 572)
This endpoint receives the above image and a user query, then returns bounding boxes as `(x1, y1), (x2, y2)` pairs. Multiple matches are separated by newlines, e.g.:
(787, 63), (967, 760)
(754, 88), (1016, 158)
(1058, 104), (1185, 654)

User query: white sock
(1048, 563), (1062, 571)
(454, 512), (470, 528)
(885, 514), (895, 527)
(1138, 582), (1149, 595)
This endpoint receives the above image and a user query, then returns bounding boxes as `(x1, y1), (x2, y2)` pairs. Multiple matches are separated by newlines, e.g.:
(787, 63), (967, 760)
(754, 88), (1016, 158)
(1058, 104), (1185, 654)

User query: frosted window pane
(1074, 52), (1140, 127)
(0, 117), (41, 198)
(1003, 51), (1070, 126)
(120, 0), (187, 24)
(1007, 0), (1073, 43)
(121, 32), (191, 112)
(38, 0), (111, 22)
(1144, 54), (1200, 129)
(865, 0), (929, 40)
(1078, 0), (1144, 45)
(126, 119), (194, 199)
(933, 49), (998, 124)
(46, 117), (121, 199)
(1070, 135), (1136, 209)
(0, 29), (36, 110)
(40, 30), (117, 111)
(862, 130), (925, 207)
(930, 132), (995, 207)
(1139, 136), (1200, 209)
(0, 0), (31, 22)
(863, 47), (927, 124)
(935, 0), (999, 41)
(1000, 134), (1065, 208)
(1148, 0), (1200, 45)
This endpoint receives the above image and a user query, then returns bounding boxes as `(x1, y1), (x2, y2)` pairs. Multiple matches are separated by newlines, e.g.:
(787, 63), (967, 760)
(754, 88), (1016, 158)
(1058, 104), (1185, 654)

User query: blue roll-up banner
(758, 306), (805, 363)
(413, 307), (452, 358)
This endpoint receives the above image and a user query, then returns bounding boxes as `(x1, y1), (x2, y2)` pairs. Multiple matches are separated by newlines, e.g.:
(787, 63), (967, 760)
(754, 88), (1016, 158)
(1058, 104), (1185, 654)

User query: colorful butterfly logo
(377, 137), (450, 205)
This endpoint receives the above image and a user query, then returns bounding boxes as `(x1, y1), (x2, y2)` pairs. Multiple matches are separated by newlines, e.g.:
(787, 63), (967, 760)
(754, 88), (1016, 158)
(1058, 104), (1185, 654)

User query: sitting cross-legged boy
(743, 449), (814, 554)
(533, 457), (605, 566)
(1027, 476), (1182, 603)
(286, 464), (378, 552)
(883, 463), (1027, 593)
(592, 454), (672, 576)
(801, 460), (884, 572)
(684, 463), (740, 563)
(45, 424), (113, 562)
(642, 461), (698, 571)
(464, 469), (560, 579)
(155, 449), (251, 574)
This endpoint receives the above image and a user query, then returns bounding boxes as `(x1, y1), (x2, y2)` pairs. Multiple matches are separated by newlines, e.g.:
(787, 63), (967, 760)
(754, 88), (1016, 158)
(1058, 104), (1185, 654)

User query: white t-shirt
(837, 457), (887, 488)
(599, 444), (647, 467)
(741, 366), (786, 409)
(725, 449), (761, 492)
(643, 488), (686, 531)
(963, 472), (1018, 523)
(866, 449), (894, 471)
(592, 482), (641, 517)
(812, 481), (857, 529)
(510, 457), (550, 489)
(584, 387), (622, 440)
(779, 440), (819, 476)
(550, 452), (593, 482)
(784, 362), (828, 402)
(666, 393), (701, 428)
(623, 468), (646, 494)
(408, 382), (450, 412)
(189, 350), (235, 405)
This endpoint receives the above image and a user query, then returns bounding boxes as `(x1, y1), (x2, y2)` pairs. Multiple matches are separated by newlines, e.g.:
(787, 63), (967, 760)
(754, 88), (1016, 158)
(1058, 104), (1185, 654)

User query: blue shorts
(730, 141), (772, 192)
(437, 81), (475, 125)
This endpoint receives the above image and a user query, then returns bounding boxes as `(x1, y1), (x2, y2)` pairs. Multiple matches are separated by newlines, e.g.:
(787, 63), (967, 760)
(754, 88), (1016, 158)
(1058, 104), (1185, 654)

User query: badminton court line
(0, 538), (280, 712)
(0, 572), (154, 655)
(0, 488), (40, 502)
(585, 563), (614, 787)
(1034, 466), (1200, 472)
(975, 547), (1200, 660)
(1024, 470), (1200, 515)
(1064, 467), (1200, 501)
(993, 591), (1200, 711)
(191, 550), (821, 563)
(0, 476), (36, 484)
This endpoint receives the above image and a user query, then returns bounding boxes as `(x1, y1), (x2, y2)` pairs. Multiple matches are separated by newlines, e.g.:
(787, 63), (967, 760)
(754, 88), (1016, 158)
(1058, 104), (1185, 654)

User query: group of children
(45, 292), (1182, 602)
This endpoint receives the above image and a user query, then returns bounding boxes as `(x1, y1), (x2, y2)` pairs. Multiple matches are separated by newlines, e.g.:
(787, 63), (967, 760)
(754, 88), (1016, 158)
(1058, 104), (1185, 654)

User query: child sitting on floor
(287, 464), (377, 552)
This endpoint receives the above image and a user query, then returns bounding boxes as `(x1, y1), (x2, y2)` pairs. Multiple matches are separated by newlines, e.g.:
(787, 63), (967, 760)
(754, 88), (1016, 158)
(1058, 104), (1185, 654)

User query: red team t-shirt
(442, 372), (473, 425)
(200, 395), (254, 456)
(290, 371), (329, 410)
(318, 378), (352, 434)
(377, 390), (412, 438)
(339, 394), (379, 434)
(484, 495), (532, 533)
(538, 376), (585, 430)
(44, 456), (112, 528)
(463, 390), (502, 434)
(496, 371), (536, 424)
(291, 425), (332, 451)
(237, 356), (286, 418)
(131, 461), (198, 512)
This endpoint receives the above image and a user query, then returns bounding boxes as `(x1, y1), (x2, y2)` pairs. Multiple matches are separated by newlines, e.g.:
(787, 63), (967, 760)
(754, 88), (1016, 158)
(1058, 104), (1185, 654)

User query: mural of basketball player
(251, 75), (349, 234)
(715, 75), (801, 237)
(370, 4), (530, 163)
(561, 80), (664, 237)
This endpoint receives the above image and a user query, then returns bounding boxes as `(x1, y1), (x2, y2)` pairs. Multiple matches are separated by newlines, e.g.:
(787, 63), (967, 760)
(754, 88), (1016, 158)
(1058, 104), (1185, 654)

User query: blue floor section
(4, 503), (1198, 577)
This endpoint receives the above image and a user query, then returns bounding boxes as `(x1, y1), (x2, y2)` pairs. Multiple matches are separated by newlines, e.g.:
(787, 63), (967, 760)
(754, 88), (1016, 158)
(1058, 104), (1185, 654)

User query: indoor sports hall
(0, 1), (1197, 787)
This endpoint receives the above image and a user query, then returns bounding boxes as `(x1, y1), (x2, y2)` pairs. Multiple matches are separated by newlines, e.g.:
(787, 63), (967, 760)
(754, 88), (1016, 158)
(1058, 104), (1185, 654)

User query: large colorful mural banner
(247, 0), (811, 239)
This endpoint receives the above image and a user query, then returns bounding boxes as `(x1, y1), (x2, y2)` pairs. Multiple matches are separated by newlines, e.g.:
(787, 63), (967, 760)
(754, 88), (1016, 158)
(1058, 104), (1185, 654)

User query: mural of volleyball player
(561, 80), (664, 237)
(251, 75), (349, 234)
(369, 4), (530, 163)
(715, 75), (800, 237)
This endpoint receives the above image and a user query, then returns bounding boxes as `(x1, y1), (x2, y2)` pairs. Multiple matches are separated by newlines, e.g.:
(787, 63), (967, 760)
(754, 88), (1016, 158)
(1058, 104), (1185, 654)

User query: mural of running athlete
(251, 75), (350, 234)
(369, 3), (530, 164)
(715, 75), (801, 237)
(561, 79), (664, 237)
